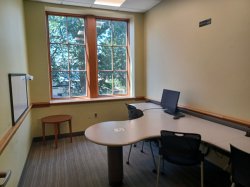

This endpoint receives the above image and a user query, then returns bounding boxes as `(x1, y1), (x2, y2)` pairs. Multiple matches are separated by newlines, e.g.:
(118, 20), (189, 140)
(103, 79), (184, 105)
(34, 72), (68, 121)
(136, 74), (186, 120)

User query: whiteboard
(8, 74), (28, 125)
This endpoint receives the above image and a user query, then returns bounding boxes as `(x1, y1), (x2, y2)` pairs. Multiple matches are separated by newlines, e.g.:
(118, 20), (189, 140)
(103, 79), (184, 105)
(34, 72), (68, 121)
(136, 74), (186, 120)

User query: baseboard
(33, 131), (85, 142)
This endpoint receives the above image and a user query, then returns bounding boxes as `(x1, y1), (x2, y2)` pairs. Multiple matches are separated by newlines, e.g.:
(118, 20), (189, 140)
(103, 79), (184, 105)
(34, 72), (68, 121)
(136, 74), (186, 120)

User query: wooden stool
(41, 115), (72, 148)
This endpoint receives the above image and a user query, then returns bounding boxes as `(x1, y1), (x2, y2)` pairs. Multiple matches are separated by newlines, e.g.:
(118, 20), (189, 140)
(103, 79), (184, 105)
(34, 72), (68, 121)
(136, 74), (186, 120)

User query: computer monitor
(160, 89), (180, 115)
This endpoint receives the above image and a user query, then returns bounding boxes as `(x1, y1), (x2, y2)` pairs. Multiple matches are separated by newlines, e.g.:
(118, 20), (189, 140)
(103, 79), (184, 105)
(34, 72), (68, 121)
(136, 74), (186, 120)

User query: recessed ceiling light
(94, 0), (126, 7)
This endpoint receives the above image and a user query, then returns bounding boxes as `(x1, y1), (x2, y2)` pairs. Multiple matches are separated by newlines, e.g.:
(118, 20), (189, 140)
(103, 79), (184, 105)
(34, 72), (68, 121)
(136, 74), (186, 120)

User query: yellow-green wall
(31, 101), (132, 137)
(0, 0), (29, 138)
(0, 1), (144, 186)
(145, 0), (250, 121)
(24, 1), (145, 103)
(2, 0), (250, 186)
(0, 114), (33, 187)
(0, 0), (33, 186)
(23, 1), (145, 137)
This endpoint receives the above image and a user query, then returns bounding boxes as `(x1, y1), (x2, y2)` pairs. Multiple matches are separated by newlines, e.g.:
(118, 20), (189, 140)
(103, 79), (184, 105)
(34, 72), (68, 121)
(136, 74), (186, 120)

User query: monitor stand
(164, 109), (175, 115)
(173, 112), (185, 119)
(246, 131), (250, 137)
(164, 110), (185, 119)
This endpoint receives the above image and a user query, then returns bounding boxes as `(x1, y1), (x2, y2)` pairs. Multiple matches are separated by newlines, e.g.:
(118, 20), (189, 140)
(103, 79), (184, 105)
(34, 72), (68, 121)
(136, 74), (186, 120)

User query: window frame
(46, 12), (130, 100)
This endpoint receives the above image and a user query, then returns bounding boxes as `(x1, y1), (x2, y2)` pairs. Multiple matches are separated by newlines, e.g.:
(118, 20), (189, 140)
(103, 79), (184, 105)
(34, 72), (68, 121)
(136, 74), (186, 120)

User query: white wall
(145, 0), (250, 121)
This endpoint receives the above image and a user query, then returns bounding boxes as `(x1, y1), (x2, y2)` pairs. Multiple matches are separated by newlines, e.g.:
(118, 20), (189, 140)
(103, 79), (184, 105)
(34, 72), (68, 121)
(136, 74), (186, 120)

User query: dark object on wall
(8, 73), (28, 125)
(199, 18), (212, 27)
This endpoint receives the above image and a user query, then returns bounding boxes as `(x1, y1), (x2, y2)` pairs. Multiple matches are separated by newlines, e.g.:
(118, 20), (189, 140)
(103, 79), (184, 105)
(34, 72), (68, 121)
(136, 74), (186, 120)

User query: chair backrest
(125, 104), (144, 120)
(160, 130), (202, 166)
(230, 145), (250, 187)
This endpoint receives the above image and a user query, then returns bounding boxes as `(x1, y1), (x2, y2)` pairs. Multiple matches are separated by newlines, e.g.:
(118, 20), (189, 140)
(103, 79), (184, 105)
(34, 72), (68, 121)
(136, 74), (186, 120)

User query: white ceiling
(30, 0), (162, 12)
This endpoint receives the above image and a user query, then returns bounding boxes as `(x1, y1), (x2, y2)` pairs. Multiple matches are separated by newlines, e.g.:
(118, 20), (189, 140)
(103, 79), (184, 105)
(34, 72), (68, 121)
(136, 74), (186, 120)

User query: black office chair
(125, 104), (158, 172)
(126, 104), (144, 120)
(230, 145), (250, 187)
(156, 130), (204, 187)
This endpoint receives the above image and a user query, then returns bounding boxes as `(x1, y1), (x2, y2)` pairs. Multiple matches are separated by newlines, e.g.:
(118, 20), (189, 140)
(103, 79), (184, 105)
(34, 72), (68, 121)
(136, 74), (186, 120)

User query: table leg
(54, 124), (59, 149)
(107, 146), (123, 186)
(42, 123), (45, 145)
(69, 119), (72, 143)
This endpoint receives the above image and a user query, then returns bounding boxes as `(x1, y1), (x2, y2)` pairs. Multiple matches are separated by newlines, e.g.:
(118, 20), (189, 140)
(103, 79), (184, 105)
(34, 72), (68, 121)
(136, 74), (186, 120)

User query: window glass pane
(48, 15), (129, 98)
(97, 46), (112, 70)
(52, 71), (69, 98)
(48, 14), (87, 99)
(112, 21), (127, 46)
(70, 71), (86, 96)
(98, 72), (112, 95)
(69, 45), (85, 70)
(48, 15), (67, 43)
(67, 17), (85, 44)
(113, 47), (126, 70)
(114, 72), (127, 95)
(50, 44), (68, 71)
(97, 20), (111, 45)
(97, 19), (128, 96)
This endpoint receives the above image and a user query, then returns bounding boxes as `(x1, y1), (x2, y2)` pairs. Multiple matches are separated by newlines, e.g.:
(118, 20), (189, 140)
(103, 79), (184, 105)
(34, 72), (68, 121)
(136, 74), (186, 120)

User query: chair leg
(230, 175), (236, 187)
(201, 161), (204, 187)
(160, 159), (165, 175)
(149, 141), (157, 173)
(141, 141), (145, 153)
(156, 155), (162, 187)
(126, 144), (133, 165)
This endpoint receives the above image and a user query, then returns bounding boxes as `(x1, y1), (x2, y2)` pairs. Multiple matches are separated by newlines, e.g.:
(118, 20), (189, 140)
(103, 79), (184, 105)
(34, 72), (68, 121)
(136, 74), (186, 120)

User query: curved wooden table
(85, 103), (250, 186)
(41, 115), (72, 148)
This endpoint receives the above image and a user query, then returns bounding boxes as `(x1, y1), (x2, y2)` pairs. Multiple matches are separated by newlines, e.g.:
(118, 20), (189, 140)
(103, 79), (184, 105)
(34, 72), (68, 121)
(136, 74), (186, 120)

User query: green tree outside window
(48, 14), (128, 98)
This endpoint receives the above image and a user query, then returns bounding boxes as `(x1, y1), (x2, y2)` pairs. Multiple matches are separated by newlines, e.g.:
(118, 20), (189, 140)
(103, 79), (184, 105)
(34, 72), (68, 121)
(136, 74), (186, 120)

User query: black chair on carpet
(230, 145), (250, 187)
(125, 104), (158, 172)
(156, 130), (204, 187)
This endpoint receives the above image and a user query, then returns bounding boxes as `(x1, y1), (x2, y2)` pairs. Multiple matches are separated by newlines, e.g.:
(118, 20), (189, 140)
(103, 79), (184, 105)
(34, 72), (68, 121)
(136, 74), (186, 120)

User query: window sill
(32, 96), (145, 108)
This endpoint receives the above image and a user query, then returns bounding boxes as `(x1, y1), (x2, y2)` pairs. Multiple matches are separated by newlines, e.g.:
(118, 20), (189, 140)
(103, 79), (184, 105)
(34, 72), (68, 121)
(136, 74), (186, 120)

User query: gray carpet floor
(18, 136), (230, 187)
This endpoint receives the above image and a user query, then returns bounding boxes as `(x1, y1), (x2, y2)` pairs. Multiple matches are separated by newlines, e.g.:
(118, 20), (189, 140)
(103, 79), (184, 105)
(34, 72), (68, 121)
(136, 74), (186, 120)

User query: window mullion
(111, 21), (114, 94)
(85, 16), (98, 98)
(66, 18), (73, 98)
(126, 22), (130, 96)
(112, 47), (114, 94)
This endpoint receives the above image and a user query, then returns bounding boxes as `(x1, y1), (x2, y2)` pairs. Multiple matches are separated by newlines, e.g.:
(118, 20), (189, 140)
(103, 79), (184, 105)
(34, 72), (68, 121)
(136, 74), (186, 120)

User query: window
(47, 13), (129, 99)
(48, 15), (86, 98)
(97, 19), (128, 95)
